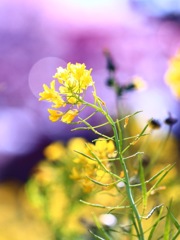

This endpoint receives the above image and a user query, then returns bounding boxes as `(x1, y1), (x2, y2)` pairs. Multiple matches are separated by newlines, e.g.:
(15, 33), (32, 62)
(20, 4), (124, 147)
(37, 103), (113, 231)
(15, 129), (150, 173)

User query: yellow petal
(61, 109), (78, 123)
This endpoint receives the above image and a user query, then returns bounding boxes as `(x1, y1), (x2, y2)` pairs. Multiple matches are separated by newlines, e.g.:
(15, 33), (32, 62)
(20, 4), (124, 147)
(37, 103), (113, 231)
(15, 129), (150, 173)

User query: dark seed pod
(164, 114), (178, 126)
(149, 119), (161, 129)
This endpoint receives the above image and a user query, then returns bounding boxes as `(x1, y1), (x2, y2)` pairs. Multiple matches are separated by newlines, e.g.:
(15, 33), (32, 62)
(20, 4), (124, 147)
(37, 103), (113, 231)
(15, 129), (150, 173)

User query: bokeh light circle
(28, 57), (67, 98)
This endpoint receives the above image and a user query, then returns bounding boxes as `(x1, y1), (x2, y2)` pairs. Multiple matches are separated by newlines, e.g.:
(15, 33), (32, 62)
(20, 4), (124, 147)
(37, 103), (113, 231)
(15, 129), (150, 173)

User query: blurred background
(0, 0), (180, 239)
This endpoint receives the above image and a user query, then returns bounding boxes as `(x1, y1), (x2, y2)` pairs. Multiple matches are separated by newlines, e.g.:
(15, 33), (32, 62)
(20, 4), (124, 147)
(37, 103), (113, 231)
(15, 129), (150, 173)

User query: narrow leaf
(80, 199), (130, 210)
(164, 200), (172, 240)
(167, 207), (180, 230)
(89, 230), (105, 240)
(147, 164), (175, 196)
(139, 157), (147, 211)
(148, 208), (165, 240)
(86, 176), (122, 187)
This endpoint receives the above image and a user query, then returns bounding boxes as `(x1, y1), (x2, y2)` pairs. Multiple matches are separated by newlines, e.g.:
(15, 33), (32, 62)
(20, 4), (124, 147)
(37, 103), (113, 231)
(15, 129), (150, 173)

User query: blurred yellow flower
(70, 167), (82, 180)
(70, 138), (116, 193)
(43, 141), (65, 161)
(165, 50), (180, 98)
(67, 137), (87, 152)
(33, 163), (57, 186)
(132, 76), (146, 90)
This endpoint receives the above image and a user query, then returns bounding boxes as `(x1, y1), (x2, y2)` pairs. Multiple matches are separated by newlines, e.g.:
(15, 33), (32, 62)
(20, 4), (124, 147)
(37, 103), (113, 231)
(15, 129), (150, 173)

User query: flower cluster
(70, 138), (116, 193)
(165, 49), (180, 98)
(39, 63), (94, 123)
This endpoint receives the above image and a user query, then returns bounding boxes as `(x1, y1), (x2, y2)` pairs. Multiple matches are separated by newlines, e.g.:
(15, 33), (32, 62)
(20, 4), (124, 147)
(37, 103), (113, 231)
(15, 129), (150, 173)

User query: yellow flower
(67, 137), (86, 152)
(132, 76), (146, 90)
(81, 178), (94, 193)
(43, 141), (65, 161)
(39, 80), (66, 108)
(39, 63), (94, 123)
(70, 138), (116, 192)
(61, 109), (78, 123)
(33, 163), (56, 185)
(53, 66), (69, 84)
(66, 63), (93, 90)
(48, 109), (63, 122)
(93, 138), (115, 160)
(39, 80), (56, 101)
(70, 167), (82, 180)
(59, 86), (79, 104)
(55, 63), (93, 94)
(165, 50), (180, 98)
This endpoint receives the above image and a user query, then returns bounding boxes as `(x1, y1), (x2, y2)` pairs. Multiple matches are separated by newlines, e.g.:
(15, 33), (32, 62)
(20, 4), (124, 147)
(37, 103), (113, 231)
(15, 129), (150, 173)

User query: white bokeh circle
(28, 57), (67, 98)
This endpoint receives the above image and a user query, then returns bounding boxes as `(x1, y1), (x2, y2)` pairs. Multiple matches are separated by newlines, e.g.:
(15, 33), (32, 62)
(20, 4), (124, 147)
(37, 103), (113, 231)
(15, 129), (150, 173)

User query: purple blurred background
(0, 0), (180, 181)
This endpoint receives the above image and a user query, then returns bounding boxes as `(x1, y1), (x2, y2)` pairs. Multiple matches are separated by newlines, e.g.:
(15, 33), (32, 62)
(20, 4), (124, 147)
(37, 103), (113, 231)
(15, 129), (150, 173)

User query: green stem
(83, 100), (144, 239)
(112, 121), (144, 239)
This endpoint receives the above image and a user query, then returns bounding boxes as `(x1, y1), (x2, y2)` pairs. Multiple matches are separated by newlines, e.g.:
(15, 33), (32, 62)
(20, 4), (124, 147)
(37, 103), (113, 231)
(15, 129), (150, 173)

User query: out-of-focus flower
(124, 76), (146, 93)
(165, 50), (180, 98)
(132, 76), (147, 90)
(43, 141), (65, 161)
(70, 138), (116, 193)
(67, 137), (87, 152)
(39, 63), (94, 123)
(92, 138), (115, 159)
(33, 163), (57, 185)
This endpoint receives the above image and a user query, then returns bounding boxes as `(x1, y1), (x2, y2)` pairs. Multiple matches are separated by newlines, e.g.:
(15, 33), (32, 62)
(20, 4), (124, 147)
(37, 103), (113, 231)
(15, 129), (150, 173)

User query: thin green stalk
(102, 111), (144, 238)
(112, 121), (144, 239)
(83, 99), (144, 239)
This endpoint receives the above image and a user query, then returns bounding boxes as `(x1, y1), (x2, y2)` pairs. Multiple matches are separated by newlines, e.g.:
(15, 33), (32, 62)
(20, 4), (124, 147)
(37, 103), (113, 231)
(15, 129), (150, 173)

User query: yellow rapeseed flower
(59, 86), (79, 104)
(33, 163), (56, 185)
(39, 80), (56, 101)
(61, 109), (78, 123)
(43, 141), (65, 161)
(67, 137), (86, 152)
(70, 138), (116, 192)
(93, 138), (115, 160)
(48, 109), (63, 122)
(132, 76), (146, 90)
(165, 50), (180, 98)
(54, 63), (93, 93)
(39, 63), (94, 123)
(39, 80), (66, 108)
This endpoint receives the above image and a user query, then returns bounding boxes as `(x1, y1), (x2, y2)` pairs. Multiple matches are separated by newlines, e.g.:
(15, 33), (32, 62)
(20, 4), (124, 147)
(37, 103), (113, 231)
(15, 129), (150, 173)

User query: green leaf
(168, 207), (180, 230)
(122, 122), (149, 154)
(147, 164), (175, 196)
(139, 157), (147, 211)
(164, 199), (180, 240)
(172, 228), (180, 240)
(164, 200), (173, 240)
(86, 176), (122, 187)
(89, 230), (105, 240)
(92, 214), (112, 240)
(130, 164), (173, 188)
(147, 208), (165, 240)
(80, 199), (130, 210)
